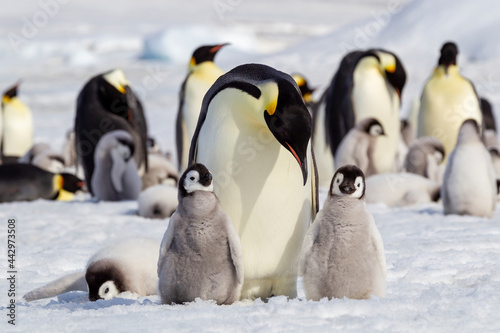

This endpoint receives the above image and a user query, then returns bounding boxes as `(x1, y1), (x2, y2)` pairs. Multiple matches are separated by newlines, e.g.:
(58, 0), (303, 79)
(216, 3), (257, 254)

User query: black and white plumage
(158, 164), (243, 305)
(74, 69), (148, 194)
(334, 118), (385, 177)
(442, 119), (497, 217)
(0, 163), (83, 203)
(24, 238), (160, 302)
(91, 130), (142, 201)
(189, 63), (318, 300)
(418, 42), (482, 162)
(299, 164), (386, 300)
(1, 82), (34, 162)
(313, 49), (406, 184)
(176, 44), (227, 173)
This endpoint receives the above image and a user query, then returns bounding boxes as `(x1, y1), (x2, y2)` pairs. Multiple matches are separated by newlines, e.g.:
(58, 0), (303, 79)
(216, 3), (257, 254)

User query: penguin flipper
(225, 217), (244, 285)
(325, 50), (363, 156)
(369, 216), (386, 276)
(298, 214), (322, 276)
(311, 146), (320, 216)
(158, 212), (179, 276)
(176, 77), (188, 169)
(23, 271), (87, 301)
(110, 148), (127, 193)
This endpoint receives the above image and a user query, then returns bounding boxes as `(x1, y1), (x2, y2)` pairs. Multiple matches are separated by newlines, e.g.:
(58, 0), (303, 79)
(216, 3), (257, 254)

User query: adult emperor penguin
(0, 163), (83, 203)
(1, 82), (34, 163)
(74, 69), (148, 195)
(91, 130), (142, 201)
(442, 119), (497, 217)
(323, 49), (406, 175)
(418, 42), (482, 162)
(24, 238), (160, 302)
(334, 118), (385, 177)
(189, 63), (318, 300)
(176, 43), (228, 173)
(312, 51), (362, 187)
(404, 136), (445, 183)
(158, 164), (243, 305)
(299, 165), (386, 300)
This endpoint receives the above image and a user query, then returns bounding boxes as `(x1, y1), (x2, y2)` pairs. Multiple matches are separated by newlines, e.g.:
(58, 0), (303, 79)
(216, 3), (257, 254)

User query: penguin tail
(23, 271), (87, 301)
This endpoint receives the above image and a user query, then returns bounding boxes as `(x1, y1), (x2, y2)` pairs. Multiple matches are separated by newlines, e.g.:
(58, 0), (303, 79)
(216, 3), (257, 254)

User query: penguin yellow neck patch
(2, 95), (11, 103)
(385, 64), (396, 73)
(266, 99), (277, 116)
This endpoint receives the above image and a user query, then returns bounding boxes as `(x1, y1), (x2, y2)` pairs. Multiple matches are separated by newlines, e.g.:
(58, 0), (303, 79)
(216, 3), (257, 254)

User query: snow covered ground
(2, 0), (500, 331)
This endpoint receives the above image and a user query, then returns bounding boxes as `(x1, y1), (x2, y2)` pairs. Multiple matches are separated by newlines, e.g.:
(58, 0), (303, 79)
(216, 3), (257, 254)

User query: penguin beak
(340, 183), (355, 195)
(264, 93), (311, 186)
(210, 43), (229, 54)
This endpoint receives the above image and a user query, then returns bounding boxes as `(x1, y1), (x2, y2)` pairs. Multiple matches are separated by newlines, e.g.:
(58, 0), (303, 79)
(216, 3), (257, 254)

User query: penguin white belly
(418, 72), (482, 161)
(313, 102), (335, 187)
(352, 68), (399, 173)
(443, 145), (496, 217)
(195, 94), (313, 299)
(2, 101), (33, 157)
(180, 63), (223, 172)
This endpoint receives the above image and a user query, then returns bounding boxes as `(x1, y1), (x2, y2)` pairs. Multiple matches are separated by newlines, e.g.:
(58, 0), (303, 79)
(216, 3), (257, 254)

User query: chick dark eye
(190, 177), (195, 181)
(336, 179), (340, 183)
(357, 184), (360, 188)
(105, 288), (109, 294)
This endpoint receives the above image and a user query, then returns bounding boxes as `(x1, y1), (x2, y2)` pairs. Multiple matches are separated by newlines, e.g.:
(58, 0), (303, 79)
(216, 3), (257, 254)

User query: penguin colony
(8, 40), (499, 306)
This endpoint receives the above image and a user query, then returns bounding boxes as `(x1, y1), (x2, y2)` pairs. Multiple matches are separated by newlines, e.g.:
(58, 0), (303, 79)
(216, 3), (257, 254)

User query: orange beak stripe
(286, 142), (302, 170)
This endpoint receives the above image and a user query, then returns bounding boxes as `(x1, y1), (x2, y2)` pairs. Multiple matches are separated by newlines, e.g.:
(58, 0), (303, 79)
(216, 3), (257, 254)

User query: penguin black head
(95, 69), (131, 119)
(358, 118), (385, 137)
(372, 49), (406, 100)
(263, 78), (311, 185)
(330, 164), (366, 199)
(179, 163), (213, 197)
(438, 42), (458, 71)
(86, 259), (126, 302)
(59, 173), (85, 193)
(3, 82), (19, 103)
(190, 43), (228, 68)
(292, 73), (315, 103)
(192, 64), (312, 185)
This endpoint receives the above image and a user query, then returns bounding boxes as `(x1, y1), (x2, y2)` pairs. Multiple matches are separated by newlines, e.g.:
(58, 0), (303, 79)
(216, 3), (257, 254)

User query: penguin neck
(179, 191), (218, 219)
(457, 127), (482, 145)
(328, 195), (367, 226)
(434, 65), (460, 78)
(189, 62), (224, 83)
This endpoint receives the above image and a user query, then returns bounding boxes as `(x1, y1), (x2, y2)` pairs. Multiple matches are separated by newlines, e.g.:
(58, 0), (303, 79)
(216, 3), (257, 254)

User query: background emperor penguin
(1, 82), (34, 163)
(299, 165), (386, 300)
(74, 69), (148, 195)
(442, 119), (497, 217)
(313, 49), (406, 186)
(418, 42), (482, 162)
(189, 63), (318, 300)
(176, 43), (228, 173)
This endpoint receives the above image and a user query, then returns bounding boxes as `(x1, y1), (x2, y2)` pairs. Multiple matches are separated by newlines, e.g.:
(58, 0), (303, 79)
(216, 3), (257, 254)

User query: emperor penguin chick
(299, 164), (386, 300)
(335, 118), (385, 177)
(158, 163), (243, 305)
(442, 119), (497, 217)
(24, 237), (160, 302)
(404, 136), (445, 183)
(91, 130), (142, 201)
